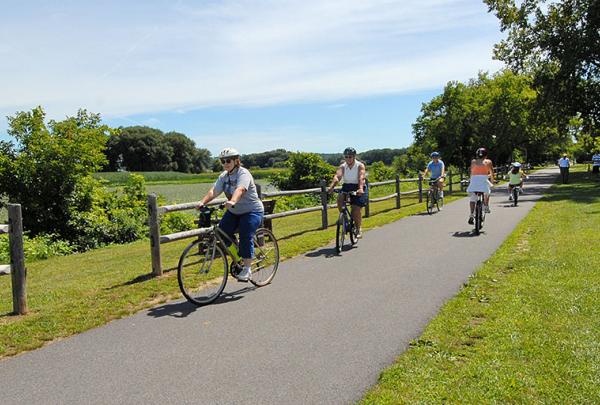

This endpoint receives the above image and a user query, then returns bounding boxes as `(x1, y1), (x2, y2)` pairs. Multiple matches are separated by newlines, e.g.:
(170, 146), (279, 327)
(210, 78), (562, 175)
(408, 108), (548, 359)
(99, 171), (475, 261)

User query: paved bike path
(0, 169), (558, 404)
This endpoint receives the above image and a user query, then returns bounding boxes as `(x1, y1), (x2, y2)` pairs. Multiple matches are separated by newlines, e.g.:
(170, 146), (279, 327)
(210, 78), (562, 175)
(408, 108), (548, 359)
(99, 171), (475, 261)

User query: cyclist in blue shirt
(422, 152), (446, 199)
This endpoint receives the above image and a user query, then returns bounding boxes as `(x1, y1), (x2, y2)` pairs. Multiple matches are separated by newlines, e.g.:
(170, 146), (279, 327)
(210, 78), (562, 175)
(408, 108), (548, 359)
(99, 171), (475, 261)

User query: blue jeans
(219, 210), (263, 259)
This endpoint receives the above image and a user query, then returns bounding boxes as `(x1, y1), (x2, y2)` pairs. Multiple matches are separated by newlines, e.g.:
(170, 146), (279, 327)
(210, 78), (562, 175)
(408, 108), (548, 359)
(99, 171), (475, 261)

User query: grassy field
(94, 168), (284, 185)
(360, 168), (600, 403)
(0, 187), (466, 358)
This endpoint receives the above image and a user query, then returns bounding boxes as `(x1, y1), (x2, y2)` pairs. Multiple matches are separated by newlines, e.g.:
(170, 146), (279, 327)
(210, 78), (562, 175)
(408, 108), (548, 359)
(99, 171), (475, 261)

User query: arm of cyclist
(328, 165), (344, 193)
(487, 160), (496, 183)
(198, 187), (218, 208)
(357, 163), (366, 195)
(225, 186), (246, 209)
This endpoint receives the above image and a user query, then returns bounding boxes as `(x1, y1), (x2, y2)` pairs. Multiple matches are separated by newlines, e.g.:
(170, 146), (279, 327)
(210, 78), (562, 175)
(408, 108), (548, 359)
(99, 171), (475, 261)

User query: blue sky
(0, 0), (503, 154)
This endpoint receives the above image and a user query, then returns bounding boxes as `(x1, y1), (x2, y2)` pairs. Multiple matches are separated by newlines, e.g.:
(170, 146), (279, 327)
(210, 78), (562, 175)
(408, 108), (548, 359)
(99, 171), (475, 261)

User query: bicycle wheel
(437, 191), (444, 211)
(349, 217), (358, 245)
(251, 228), (279, 287)
(335, 212), (346, 253)
(426, 190), (433, 215)
(177, 238), (228, 306)
(474, 200), (482, 235)
(512, 187), (519, 206)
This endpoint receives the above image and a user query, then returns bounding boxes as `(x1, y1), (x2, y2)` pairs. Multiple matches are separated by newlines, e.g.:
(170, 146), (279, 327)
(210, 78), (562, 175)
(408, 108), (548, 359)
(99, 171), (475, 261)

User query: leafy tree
(242, 149), (290, 168)
(0, 107), (111, 237)
(368, 161), (395, 181)
(360, 148), (408, 165)
(191, 148), (212, 172)
(485, 0), (600, 132)
(105, 126), (174, 171)
(270, 152), (336, 190)
(412, 70), (569, 167)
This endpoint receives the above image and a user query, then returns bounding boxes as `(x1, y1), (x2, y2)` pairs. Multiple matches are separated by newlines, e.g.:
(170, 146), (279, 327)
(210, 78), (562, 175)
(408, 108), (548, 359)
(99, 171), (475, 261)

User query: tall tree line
(104, 126), (212, 173)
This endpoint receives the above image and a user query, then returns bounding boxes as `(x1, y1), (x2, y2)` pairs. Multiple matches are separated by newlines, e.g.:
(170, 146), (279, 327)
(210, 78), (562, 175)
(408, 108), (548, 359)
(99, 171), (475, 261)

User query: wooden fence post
(418, 173), (423, 203)
(319, 180), (328, 229)
(364, 190), (370, 218)
(147, 193), (162, 276)
(8, 204), (27, 315)
(395, 175), (401, 209)
(460, 171), (465, 191)
(448, 170), (453, 193)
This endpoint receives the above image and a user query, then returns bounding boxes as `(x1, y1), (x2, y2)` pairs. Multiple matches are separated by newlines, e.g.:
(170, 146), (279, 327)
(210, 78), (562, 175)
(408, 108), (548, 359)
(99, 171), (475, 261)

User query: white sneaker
(484, 205), (491, 213)
(237, 267), (252, 282)
(356, 228), (362, 239)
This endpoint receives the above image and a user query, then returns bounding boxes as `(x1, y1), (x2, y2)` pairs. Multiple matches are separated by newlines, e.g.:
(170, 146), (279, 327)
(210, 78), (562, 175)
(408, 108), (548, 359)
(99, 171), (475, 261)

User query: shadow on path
(147, 286), (255, 318)
(305, 246), (339, 258)
(451, 230), (481, 238)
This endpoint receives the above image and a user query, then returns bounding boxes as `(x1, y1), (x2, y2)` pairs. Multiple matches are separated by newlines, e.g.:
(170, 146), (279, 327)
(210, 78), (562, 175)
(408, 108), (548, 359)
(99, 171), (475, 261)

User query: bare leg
(469, 201), (475, 214)
(351, 205), (362, 229)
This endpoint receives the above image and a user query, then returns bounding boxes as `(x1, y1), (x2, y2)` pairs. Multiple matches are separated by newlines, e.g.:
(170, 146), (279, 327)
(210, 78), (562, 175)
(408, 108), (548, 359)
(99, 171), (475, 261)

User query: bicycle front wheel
(177, 239), (228, 306)
(251, 228), (280, 287)
(349, 217), (358, 245)
(335, 213), (346, 253)
(436, 190), (443, 211)
(426, 190), (433, 215)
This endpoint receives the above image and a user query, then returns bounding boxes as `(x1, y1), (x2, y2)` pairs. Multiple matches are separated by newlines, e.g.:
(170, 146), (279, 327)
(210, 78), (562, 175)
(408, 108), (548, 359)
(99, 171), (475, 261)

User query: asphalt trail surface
(0, 169), (558, 404)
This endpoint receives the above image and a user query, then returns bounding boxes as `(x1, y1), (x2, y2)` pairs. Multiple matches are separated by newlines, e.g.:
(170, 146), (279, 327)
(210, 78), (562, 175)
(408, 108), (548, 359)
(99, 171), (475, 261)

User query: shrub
(369, 161), (395, 182)
(66, 174), (148, 250)
(270, 152), (335, 190)
(0, 233), (73, 263)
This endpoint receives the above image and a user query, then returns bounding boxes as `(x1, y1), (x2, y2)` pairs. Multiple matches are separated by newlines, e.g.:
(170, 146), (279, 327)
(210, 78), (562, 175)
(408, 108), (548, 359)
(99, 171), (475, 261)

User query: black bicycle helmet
(343, 147), (356, 156)
(476, 147), (487, 158)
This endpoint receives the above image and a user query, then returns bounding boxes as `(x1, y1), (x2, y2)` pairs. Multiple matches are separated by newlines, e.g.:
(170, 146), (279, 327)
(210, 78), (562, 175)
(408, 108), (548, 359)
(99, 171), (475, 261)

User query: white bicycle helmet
(511, 162), (522, 168)
(219, 147), (240, 159)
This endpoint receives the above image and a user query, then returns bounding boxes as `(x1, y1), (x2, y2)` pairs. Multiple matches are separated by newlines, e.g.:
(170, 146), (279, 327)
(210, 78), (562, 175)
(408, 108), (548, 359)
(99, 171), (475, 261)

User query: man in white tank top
(328, 147), (368, 238)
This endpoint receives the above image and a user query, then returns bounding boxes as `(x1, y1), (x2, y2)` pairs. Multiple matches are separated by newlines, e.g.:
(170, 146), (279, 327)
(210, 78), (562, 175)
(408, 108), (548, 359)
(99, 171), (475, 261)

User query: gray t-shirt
(213, 167), (264, 215)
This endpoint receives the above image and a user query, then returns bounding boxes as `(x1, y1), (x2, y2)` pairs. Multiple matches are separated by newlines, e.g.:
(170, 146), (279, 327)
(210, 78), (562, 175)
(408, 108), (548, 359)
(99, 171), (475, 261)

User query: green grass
(360, 168), (600, 404)
(94, 168), (284, 185)
(145, 179), (276, 204)
(0, 188), (465, 358)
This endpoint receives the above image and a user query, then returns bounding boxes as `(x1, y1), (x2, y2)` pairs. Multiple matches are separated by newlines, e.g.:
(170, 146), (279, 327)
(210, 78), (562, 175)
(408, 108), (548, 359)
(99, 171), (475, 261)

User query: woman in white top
(328, 147), (367, 238)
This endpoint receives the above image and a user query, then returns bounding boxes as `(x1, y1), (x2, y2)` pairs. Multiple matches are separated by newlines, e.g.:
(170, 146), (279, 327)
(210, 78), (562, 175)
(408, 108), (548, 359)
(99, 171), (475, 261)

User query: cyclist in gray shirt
(199, 148), (264, 281)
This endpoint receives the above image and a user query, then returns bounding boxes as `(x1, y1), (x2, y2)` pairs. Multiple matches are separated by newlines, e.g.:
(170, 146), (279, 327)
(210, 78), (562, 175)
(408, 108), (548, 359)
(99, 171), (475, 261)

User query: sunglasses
(220, 158), (234, 164)
(344, 155), (355, 159)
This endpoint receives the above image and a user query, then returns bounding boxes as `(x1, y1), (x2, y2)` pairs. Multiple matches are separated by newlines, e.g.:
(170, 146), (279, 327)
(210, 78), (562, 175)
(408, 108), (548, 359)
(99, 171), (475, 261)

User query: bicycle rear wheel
(426, 190), (433, 215)
(335, 212), (346, 253)
(177, 239), (228, 306)
(512, 187), (519, 206)
(251, 228), (280, 287)
(474, 200), (482, 235)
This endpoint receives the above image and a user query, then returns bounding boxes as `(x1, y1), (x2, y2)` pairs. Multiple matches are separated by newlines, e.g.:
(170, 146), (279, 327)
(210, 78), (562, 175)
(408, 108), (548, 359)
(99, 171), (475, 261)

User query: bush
(66, 174), (148, 250)
(160, 211), (196, 235)
(369, 161), (395, 182)
(0, 233), (73, 263)
(270, 152), (335, 190)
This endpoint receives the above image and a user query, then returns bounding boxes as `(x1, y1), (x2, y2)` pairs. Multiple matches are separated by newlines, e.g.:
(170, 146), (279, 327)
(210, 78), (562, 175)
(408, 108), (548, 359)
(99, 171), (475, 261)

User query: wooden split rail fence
(1, 204), (27, 315)
(147, 173), (460, 276)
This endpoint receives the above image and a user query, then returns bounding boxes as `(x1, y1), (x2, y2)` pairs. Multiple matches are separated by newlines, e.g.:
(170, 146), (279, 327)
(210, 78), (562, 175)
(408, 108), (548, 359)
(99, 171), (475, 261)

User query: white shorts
(467, 175), (492, 202)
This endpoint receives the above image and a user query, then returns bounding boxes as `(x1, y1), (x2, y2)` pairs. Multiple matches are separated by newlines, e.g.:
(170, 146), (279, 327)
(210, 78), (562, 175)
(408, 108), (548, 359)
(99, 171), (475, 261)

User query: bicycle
(177, 204), (280, 306)
(473, 192), (486, 235)
(426, 176), (444, 214)
(333, 190), (359, 254)
(510, 184), (521, 206)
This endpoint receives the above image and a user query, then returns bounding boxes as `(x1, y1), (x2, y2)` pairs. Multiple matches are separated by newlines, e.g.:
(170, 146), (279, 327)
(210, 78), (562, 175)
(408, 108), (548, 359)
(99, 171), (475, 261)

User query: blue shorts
(341, 183), (369, 207)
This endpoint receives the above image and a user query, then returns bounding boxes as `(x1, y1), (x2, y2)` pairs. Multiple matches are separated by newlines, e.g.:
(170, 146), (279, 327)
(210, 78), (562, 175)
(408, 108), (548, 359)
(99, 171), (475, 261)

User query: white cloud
(0, 0), (503, 123)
